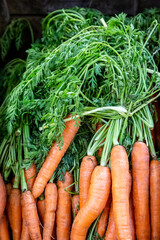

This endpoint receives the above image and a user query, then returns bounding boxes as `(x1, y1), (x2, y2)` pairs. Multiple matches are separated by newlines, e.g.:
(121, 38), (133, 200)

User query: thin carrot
(32, 116), (80, 199)
(111, 145), (131, 240)
(56, 171), (73, 240)
(71, 166), (111, 240)
(43, 183), (57, 240)
(96, 193), (111, 238)
(129, 195), (136, 240)
(5, 183), (12, 228)
(0, 173), (6, 221)
(25, 163), (36, 191)
(150, 159), (160, 240)
(0, 214), (10, 240)
(104, 202), (116, 240)
(131, 141), (150, 239)
(21, 207), (31, 240)
(37, 194), (45, 225)
(72, 195), (80, 220)
(79, 156), (97, 208)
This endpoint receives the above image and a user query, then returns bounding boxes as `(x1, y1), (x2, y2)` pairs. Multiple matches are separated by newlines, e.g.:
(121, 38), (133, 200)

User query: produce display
(0, 6), (160, 240)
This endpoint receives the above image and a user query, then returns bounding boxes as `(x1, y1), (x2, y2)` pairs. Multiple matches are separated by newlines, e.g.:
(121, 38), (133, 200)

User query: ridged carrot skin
(5, 183), (12, 228)
(21, 207), (31, 240)
(25, 163), (37, 191)
(111, 145), (132, 240)
(56, 172), (73, 240)
(0, 173), (6, 221)
(10, 188), (22, 240)
(150, 159), (160, 240)
(72, 195), (80, 220)
(71, 166), (111, 240)
(37, 198), (45, 225)
(104, 202), (116, 240)
(43, 183), (57, 240)
(96, 193), (111, 238)
(0, 214), (10, 240)
(32, 117), (80, 199)
(79, 156), (97, 208)
(21, 190), (42, 240)
(131, 141), (150, 240)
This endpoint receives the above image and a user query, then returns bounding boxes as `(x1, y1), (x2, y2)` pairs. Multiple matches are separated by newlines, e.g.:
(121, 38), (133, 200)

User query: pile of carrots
(0, 116), (160, 240)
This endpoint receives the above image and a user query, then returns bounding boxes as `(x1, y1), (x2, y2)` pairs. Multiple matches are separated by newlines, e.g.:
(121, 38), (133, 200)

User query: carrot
(32, 116), (80, 199)
(56, 171), (73, 240)
(37, 194), (45, 225)
(10, 188), (22, 240)
(71, 166), (111, 240)
(72, 195), (80, 220)
(104, 202), (116, 240)
(43, 183), (57, 240)
(0, 214), (10, 240)
(21, 207), (31, 240)
(131, 141), (150, 239)
(129, 195), (136, 240)
(96, 193), (111, 238)
(25, 163), (36, 191)
(5, 183), (12, 228)
(79, 156), (97, 208)
(111, 145), (131, 240)
(0, 173), (6, 221)
(150, 159), (160, 240)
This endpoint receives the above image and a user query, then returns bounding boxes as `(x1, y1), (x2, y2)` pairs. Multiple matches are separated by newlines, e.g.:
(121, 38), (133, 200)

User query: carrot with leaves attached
(43, 182), (57, 240)
(111, 145), (132, 240)
(131, 141), (150, 239)
(32, 116), (80, 199)
(0, 173), (6, 221)
(37, 194), (45, 225)
(25, 163), (36, 191)
(150, 159), (160, 240)
(21, 169), (42, 240)
(0, 214), (10, 240)
(72, 195), (80, 220)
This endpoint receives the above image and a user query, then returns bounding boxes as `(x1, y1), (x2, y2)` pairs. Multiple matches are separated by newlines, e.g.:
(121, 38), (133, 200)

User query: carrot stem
(21, 169), (27, 192)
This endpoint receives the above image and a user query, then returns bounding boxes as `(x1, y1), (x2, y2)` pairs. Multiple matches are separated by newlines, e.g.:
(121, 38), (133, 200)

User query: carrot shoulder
(32, 116), (80, 199)
(37, 195), (45, 225)
(131, 141), (150, 239)
(150, 159), (160, 240)
(0, 173), (6, 220)
(111, 145), (131, 240)
(71, 166), (111, 240)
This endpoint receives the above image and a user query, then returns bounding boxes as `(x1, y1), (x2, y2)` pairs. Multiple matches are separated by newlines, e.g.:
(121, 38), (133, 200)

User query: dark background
(1, 0), (160, 37)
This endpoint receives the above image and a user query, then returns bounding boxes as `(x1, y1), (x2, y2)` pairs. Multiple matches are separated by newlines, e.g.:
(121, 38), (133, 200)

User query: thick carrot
(37, 195), (45, 225)
(0, 214), (10, 240)
(79, 156), (97, 208)
(104, 202), (116, 240)
(56, 171), (73, 240)
(43, 183), (57, 240)
(150, 159), (160, 240)
(96, 193), (111, 238)
(72, 195), (80, 220)
(21, 207), (31, 240)
(5, 183), (12, 228)
(10, 188), (22, 240)
(0, 173), (6, 221)
(32, 116), (80, 199)
(25, 163), (36, 191)
(21, 190), (42, 240)
(71, 166), (111, 240)
(131, 141), (150, 240)
(111, 145), (131, 240)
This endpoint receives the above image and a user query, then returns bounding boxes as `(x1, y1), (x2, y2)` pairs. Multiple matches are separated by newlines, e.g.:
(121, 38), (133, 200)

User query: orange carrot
(25, 163), (37, 191)
(150, 159), (160, 240)
(72, 195), (80, 220)
(0, 214), (10, 240)
(0, 173), (6, 221)
(37, 195), (45, 225)
(43, 183), (57, 240)
(32, 116), (80, 199)
(131, 141), (150, 239)
(5, 183), (12, 228)
(71, 166), (111, 240)
(79, 156), (97, 208)
(21, 207), (31, 240)
(96, 193), (111, 238)
(111, 145), (131, 240)
(56, 171), (73, 240)
(104, 202), (116, 240)
(129, 195), (136, 240)
(21, 190), (42, 240)
(10, 188), (22, 240)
